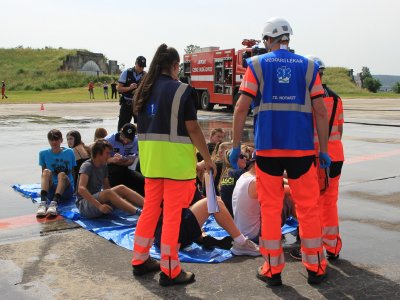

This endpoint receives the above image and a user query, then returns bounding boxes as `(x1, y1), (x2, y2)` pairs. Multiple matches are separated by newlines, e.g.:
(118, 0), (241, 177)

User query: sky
(2, 0), (400, 75)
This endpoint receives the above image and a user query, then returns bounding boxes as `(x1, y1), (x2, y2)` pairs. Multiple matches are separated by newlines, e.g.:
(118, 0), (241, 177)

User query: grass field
(0, 87), (119, 103)
(1, 83), (399, 104)
(0, 48), (117, 91)
(1, 47), (399, 102)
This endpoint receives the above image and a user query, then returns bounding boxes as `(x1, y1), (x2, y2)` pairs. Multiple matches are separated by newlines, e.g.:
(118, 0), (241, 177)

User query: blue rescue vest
(247, 49), (319, 151)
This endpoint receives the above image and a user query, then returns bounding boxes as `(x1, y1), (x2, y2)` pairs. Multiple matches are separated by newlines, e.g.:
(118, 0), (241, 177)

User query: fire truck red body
(182, 41), (265, 111)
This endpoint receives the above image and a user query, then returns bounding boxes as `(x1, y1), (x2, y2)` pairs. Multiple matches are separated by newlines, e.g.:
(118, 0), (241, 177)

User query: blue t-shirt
(39, 147), (76, 184)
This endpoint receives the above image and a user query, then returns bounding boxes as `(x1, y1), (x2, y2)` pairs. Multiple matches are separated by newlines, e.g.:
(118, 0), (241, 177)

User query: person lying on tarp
(154, 194), (260, 257)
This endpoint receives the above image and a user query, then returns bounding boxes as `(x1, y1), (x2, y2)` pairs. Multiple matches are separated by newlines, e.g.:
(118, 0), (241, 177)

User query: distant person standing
(111, 80), (118, 99)
(88, 81), (95, 99)
(117, 56), (146, 130)
(2, 81), (8, 99)
(103, 82), (109, 99)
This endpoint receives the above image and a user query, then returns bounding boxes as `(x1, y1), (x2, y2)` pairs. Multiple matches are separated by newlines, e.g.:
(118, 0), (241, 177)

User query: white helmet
(306, 55), (326, 69)
(262, 17), (293, 40)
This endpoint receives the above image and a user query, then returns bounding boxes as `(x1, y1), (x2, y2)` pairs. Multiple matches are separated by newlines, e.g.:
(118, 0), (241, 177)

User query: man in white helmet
(230, 17), (331, 286)
(290, 56), (344, 262)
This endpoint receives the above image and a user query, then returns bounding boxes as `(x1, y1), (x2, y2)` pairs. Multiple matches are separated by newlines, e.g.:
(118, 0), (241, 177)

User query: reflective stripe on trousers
(256, 169), (286, 277)
(256, 160), (327, 275)
(160, 243), (181, 278)
(288, 164), (327, 274)
(319, 174), (342, 255)
(131, 178), (195, 278)
(132, 236), (154, 265)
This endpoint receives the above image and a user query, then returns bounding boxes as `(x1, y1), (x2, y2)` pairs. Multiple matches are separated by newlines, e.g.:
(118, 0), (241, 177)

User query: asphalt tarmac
(0, 100), (399, 299)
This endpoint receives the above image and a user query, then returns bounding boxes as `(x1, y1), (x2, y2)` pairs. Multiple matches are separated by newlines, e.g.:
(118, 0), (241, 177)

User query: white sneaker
(36, 201), (47, 218)
(46, 201), (58, 216)
(231, 239), (260, 256)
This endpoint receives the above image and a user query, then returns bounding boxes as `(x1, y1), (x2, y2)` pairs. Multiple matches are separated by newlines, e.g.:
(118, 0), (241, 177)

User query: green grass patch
(0, 87), (119, 103)
(323, 67), (400, 98)
(0, 47), (118, 92)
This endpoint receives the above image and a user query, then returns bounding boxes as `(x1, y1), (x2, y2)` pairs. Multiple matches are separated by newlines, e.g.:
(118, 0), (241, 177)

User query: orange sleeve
(239, 68), (258, 97)
(310, 73), (324, 99)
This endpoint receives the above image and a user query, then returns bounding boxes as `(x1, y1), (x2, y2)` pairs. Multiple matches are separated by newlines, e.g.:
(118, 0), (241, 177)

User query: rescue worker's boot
(132, 257), (160, 276)
(307, 269), (327, 285)
(159, 270), (195, 286)
(256, 266), (282, 287)
(326, 250), (339, 261)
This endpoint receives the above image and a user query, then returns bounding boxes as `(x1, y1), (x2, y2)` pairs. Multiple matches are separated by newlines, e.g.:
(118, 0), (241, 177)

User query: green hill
(323, 67), (367, 97)
(0, 47), (115, 91)
(0, 48), (398, 99)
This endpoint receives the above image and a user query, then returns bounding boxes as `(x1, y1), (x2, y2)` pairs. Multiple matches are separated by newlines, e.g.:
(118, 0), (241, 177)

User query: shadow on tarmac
(133, 274), (203, 300)
(270, 258), (400, 299)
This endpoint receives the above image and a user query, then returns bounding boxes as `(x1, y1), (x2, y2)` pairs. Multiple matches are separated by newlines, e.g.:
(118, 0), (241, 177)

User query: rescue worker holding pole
(230, 17), (331, 286)
(131, 43), (216, 286)
(311, 56), (344, 260)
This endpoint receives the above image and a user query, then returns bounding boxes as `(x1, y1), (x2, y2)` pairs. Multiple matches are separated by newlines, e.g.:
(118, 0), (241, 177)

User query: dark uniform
(117, 56), (146, 131)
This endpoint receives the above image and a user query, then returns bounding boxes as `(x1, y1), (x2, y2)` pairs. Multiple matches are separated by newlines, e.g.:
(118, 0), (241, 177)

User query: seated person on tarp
(66, 130), (91, 190)
(219, 149), (248, 217)
(232, 156), (295, 243)
(196, 127), (225, 162)
(37, 129), (76, 218)
(197, 141), (232, 197)
(154, 194), (260, 257)
(77, 139), (143, 218)
(88, 127), (109, 150)
(105, 123), (145, 196)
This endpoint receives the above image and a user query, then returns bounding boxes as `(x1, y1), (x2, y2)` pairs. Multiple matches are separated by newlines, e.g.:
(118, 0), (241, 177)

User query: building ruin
(60, 50), (120, 76)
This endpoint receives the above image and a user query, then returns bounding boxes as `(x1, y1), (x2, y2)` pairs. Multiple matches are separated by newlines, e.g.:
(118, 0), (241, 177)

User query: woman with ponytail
(131, 44), (216, 286)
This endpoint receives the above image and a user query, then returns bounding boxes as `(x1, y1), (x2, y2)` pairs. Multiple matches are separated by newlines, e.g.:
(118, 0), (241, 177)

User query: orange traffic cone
(40, 103), (44, 110)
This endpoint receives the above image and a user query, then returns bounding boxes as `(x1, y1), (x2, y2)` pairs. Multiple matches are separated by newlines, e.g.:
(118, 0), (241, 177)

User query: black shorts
(154, 208), (202, 249)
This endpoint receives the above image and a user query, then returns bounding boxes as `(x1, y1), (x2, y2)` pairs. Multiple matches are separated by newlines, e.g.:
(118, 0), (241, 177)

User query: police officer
(230, 17), (331, 286)
(117, 56), (146, 131)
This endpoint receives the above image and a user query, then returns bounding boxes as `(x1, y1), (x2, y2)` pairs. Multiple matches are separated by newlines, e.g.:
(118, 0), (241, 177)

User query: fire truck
(182, 39), (266, 111)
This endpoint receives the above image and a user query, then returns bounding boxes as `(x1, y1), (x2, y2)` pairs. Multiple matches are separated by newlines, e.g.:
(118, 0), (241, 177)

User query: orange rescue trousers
(320, 161), (343, 255)
(132, 178), (195, 279)
(256, 155), (327, 277)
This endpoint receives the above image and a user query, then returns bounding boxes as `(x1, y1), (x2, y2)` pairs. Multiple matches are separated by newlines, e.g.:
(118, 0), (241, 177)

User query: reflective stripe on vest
(261, 252), (285, 267)
(139, 82), (196, 180)
(138, 84), (191, 144)
(252, 57), (314, 116)
(259, 238), (281, 250)
(301, 237), (323, 249)
(302, 251), (325, 265)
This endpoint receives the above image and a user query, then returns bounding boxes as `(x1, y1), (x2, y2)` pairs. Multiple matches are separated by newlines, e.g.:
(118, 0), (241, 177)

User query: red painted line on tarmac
(345, 148), (400, 165)
(0, 214), (63, 230)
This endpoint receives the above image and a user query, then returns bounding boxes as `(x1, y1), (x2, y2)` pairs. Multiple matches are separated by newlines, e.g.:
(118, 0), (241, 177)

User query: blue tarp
(12, 183), (297, 263)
